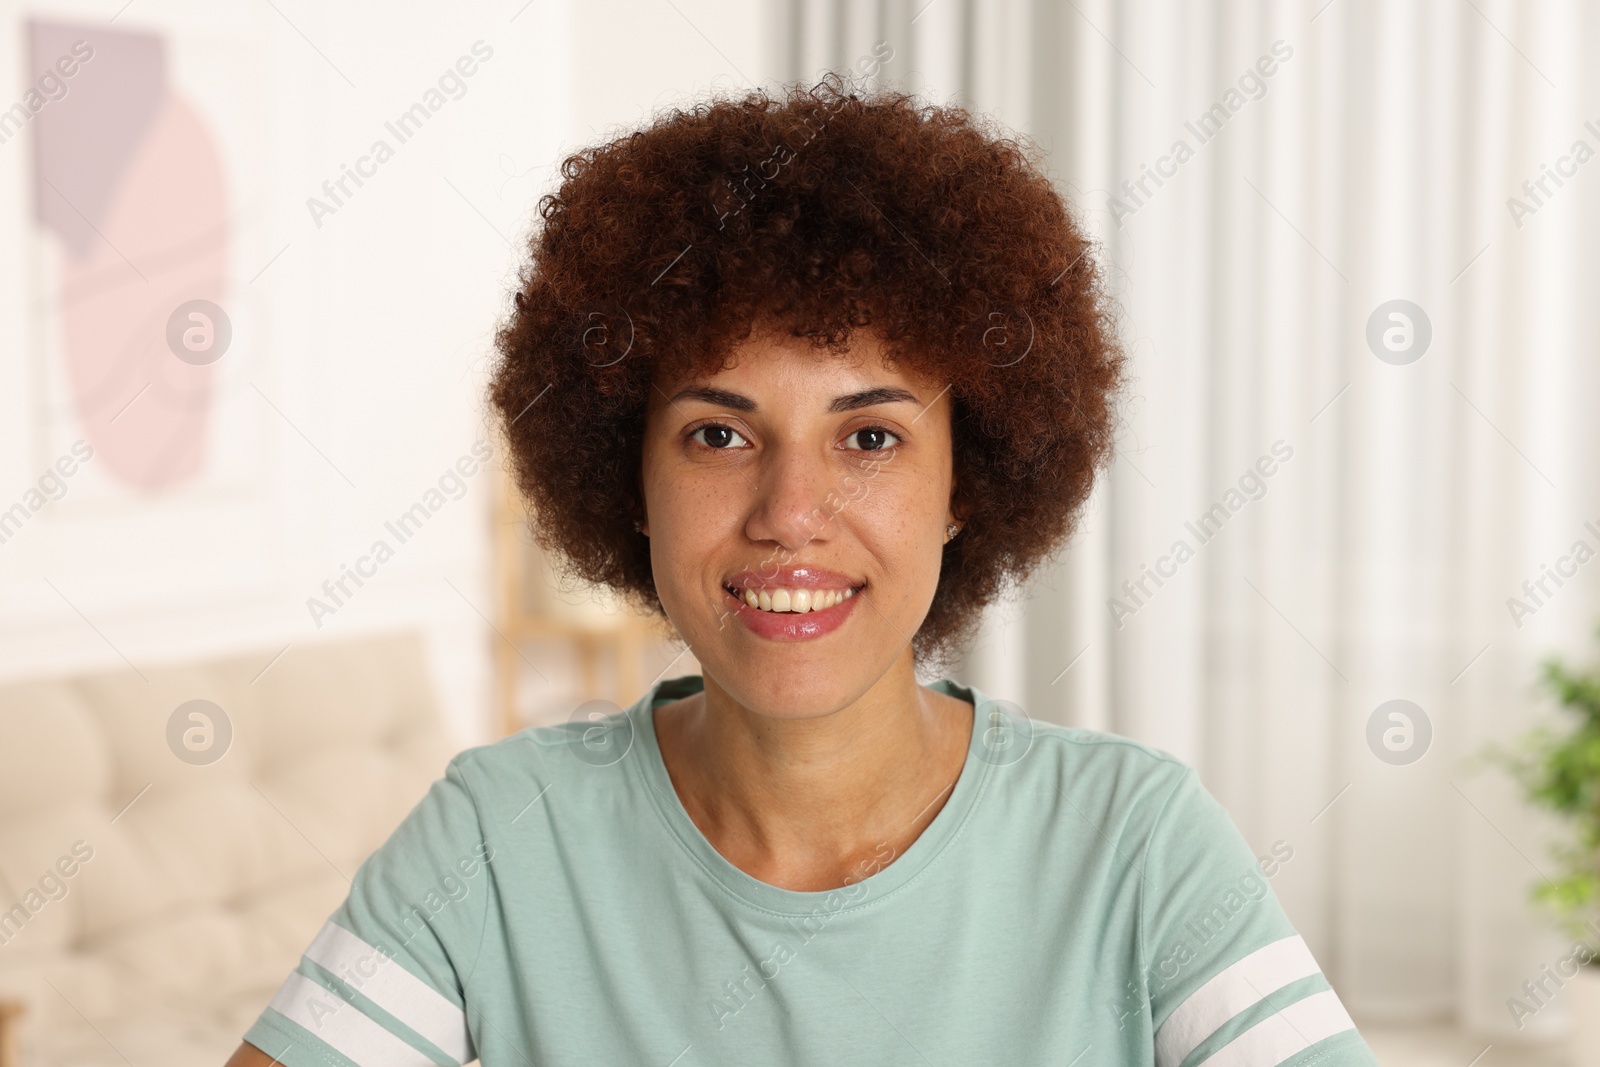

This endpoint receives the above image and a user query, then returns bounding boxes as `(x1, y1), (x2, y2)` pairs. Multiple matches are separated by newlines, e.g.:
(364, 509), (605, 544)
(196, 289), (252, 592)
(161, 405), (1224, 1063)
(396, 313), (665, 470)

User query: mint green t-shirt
(245, 676), (1377, 1067)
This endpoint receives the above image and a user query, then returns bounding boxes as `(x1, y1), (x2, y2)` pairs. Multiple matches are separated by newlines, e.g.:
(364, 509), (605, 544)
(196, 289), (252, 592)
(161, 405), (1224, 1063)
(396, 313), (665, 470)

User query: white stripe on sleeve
(304, 920), (474, 1064)
(1198, 989), (1357, 1067)
(1155, 935), (1323, 1067)
(268, 971), (438, 1067)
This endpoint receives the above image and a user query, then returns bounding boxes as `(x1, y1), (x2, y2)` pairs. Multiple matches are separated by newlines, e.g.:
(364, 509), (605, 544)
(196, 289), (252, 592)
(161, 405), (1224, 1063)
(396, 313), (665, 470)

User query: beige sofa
(0, 631), (459, 1067)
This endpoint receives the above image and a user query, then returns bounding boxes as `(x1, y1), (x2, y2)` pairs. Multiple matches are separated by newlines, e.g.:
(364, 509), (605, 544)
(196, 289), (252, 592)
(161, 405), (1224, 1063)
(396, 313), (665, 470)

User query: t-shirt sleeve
(1140, 766), (1378, 1067)
(243, 753), (492, 1067)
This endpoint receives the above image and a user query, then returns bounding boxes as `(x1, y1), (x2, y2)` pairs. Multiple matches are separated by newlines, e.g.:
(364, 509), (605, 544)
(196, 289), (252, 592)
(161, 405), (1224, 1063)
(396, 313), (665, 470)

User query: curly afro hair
(489, 75), (1124, 666)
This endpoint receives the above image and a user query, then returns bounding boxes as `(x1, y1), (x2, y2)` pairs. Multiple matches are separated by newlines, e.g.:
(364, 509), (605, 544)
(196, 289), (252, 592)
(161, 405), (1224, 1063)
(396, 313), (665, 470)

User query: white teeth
(732, 585), (857, 613)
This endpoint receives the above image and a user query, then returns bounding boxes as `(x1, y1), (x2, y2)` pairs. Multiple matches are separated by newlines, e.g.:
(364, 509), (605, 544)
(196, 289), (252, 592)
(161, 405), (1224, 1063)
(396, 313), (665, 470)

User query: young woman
(228, 78), (1376, 1066)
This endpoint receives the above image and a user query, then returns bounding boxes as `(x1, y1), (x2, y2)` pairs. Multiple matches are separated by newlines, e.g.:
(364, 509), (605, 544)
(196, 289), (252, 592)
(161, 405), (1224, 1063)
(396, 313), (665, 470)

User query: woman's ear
(944, 474), (966, 531)
(944, 483), (964, 543)
(634, 454), (649, 537)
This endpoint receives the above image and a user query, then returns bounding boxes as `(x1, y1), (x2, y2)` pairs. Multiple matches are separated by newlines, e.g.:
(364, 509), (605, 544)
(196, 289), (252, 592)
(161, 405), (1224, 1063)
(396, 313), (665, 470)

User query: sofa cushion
(251, 631), (436, 765)
(0, 630), (461, 1067)
(257, 744), (435, 877)
(75, 662), (260, 799)
(110, 777), (326, 915)
(0, 804), (100, 954)
(0, 683), (110, 818)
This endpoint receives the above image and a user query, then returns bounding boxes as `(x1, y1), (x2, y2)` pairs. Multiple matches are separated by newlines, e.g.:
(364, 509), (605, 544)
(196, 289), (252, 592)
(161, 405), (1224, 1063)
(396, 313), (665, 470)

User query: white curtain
(778, 0), (1600, 1040)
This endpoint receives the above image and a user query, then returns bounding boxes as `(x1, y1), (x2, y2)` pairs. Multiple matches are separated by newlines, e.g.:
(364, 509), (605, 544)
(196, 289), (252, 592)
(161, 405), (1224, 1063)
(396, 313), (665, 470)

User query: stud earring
(634, 519), (646, 535)
(944, 522), (961, 543)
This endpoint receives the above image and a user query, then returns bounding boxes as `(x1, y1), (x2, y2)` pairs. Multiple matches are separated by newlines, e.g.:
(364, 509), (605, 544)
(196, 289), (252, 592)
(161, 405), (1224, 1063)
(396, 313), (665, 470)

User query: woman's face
(639, 329), (956, 719)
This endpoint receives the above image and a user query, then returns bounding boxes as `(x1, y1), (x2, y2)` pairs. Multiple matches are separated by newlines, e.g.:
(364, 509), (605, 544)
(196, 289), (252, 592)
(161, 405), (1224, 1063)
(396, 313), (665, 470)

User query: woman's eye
(690, 424), (749, 449)
(844, 427), (900, 452)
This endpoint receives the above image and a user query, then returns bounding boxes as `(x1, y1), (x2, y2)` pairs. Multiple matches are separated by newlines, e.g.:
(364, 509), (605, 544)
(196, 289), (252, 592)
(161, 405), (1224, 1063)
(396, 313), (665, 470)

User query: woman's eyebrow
(668, 386), (756, 411)
(827, 386), (920, 413)
(667, 385), (922, 413)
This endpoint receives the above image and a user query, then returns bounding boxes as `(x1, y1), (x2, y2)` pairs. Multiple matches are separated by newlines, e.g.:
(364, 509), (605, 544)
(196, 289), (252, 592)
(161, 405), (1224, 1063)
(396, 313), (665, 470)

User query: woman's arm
(230, 755), (490, 1066)
(223, 1042), (276, 1066)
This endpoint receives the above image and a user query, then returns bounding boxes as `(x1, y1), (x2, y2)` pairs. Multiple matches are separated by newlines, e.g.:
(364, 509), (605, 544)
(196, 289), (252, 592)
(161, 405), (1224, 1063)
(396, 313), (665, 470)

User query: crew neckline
(626, 674), (993, 917)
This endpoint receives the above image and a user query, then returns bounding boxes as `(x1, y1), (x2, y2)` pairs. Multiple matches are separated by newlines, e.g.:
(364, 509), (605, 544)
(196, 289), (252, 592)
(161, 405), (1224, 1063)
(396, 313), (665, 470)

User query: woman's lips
(721, 582), (862, 641)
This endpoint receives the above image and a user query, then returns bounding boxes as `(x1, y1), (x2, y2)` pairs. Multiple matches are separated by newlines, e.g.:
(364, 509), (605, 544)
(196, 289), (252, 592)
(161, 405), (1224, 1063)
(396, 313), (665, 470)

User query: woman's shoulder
(1009, 719), (1195, 806)
(965, 710), (1256, 886)
(1028, 719), (1187, 764)
(434, 705), (646, 810)
(945, 678), (1189, 774)
(945, 679), (1200, 828)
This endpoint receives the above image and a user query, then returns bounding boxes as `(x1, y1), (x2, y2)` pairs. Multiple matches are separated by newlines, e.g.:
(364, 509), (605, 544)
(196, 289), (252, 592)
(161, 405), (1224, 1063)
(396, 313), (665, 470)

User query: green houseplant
(1494, 624), (1600, 1055)
(1502, 639), (1600, 930)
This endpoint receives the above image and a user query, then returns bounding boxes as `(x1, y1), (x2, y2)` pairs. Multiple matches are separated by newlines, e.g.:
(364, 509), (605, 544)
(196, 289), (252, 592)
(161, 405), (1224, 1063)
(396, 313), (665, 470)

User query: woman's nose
(742, 443), (839, 552)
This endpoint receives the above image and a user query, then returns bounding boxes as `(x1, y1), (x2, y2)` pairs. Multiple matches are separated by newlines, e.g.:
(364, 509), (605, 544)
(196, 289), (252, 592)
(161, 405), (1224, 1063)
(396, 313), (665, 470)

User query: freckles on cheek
(680, 480), (742, 533)
(656, 478), (740, 587)
(853, 482), (933, 557)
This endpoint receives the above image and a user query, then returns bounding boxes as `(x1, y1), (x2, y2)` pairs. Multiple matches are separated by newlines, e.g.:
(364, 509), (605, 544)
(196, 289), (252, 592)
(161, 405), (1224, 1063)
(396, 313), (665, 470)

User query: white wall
(0, 0), (766, 744)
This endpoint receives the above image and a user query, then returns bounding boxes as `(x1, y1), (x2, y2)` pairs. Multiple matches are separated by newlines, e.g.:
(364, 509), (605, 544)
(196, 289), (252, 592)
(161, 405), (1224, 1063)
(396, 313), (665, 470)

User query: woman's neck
(652, 654), (974, 892)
